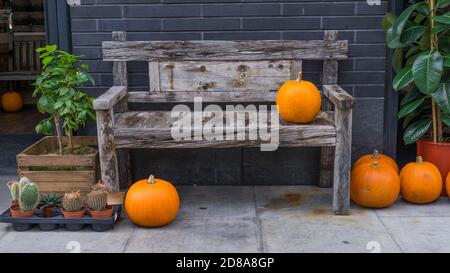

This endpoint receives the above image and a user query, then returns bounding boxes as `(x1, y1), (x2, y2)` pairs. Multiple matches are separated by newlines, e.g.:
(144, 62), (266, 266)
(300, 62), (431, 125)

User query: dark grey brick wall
(70, 0), (388, 185)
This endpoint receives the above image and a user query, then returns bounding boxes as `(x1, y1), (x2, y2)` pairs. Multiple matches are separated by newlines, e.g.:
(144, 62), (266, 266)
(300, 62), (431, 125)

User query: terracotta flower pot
(89, 206), (113, 219)
(42, 206), (57, 218)
(10, 204), (35, 218)
(62, 208), (86, 218)
(417, 140), (450, 196)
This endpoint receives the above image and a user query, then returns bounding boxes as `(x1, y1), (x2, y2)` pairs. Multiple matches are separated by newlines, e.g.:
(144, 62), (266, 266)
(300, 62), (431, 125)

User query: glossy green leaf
(387, 3), (423, 48)
(412, 51), (443, 94)
(403, 118), (432, 145)
(392, 48), (404, 73)
(400, 88), (422, 107)
(443, 55), (450, 67)
(442, 112), (450, 126)
(431, 83), (450, 114)
(393, 65), (414, 91)
(398, 97), (426, 119)
(438, 0), (450, 8)
(400, 23), (427, 46)
(433, 12), (450, 24)
(382, 13), (397, 33)
(405, 46), (421, 58)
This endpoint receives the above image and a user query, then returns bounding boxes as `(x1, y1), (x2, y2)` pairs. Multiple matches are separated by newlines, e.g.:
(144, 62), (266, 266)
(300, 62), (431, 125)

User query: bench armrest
(93, 86), (127, 111)
(323, 85), (354, 109)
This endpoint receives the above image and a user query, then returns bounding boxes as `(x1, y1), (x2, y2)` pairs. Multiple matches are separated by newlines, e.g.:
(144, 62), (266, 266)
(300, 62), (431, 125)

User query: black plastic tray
(0, 205), (122, 232)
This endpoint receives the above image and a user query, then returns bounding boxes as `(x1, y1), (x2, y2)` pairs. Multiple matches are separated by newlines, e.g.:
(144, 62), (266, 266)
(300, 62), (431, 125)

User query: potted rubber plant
(16, 45), (99, 195)
(384, 0), (450, 194)
(38, 193), (62, 217)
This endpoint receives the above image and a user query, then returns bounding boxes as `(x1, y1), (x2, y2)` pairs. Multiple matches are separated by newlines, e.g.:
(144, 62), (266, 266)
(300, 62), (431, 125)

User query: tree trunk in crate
(16, 136), (100, 195)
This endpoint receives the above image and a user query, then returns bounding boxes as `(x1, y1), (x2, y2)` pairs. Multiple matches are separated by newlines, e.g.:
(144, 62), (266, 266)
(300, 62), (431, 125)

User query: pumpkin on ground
(1, 91), (23, 112)
(353, 150), (399, 173)
(125, 175), (179, 228)
(400, 156), (442, 204)
(276, 72), (321, 124)
(351, 161), (400, 208)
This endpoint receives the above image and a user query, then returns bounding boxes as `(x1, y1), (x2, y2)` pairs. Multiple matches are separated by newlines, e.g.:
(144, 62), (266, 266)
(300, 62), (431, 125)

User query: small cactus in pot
(62, 191), (85, 218)
(7, 178), (40, 218)
(87, 180), (113, 218)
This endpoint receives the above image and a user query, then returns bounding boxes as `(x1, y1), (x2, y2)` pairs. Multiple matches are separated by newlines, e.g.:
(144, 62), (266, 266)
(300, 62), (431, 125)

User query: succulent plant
(62, 191), (84, 212)
(87, 191), (107, 211)
(39, 193), (63, 208)
(18, 183), (40, 212)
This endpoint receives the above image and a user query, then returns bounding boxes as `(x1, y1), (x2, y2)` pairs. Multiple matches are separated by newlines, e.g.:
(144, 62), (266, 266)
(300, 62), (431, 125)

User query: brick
(243, 17), (321, 30)
(284, 3), (355, 16)
(163, 18), (240, 31)
(203, 4), (281, 17)
(71, 6), (122, 18)
(124, 5), (201, 18)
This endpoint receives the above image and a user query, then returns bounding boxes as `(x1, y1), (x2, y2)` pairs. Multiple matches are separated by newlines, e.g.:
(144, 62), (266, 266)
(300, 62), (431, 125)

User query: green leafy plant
(38, 193), (63, 208)
(33, 45), (96, 155)
(384, 0), (450, 144)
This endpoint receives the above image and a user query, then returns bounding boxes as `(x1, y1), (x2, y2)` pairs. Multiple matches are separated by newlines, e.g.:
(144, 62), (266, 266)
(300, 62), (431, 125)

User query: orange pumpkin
(125, 175), (179, 227)
(1, 91), (23, 112)
(400, 156), (442, 204)
(353, 150), (399, 173)
(351, 161), (400, 208)
(276, 72), (321, 124)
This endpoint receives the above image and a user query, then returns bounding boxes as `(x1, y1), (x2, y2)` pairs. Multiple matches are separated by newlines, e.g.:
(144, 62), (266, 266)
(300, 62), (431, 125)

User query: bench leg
(333, 107), (352, 215)
(320, 147), (334, 188)
(96, 109), (120, 192)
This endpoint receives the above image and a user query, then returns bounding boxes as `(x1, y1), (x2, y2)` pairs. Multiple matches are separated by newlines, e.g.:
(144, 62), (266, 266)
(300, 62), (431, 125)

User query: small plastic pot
(88, 206), (113, 219)
(42, 206), (57, 218)
(10, 204), (35, 218)
(62, 208), (86, 219)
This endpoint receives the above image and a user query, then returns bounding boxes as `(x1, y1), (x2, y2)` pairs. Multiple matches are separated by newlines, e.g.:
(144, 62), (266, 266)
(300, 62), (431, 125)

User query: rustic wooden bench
(94, 31), (354, 215)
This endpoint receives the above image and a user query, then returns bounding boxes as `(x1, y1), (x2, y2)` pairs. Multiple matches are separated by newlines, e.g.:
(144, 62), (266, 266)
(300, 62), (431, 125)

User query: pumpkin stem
(148, 175), (156, 184)
(372, 162), (380, 169)
(296, 72), (303, 82)
(372, 150), (381, 159)
(416, 156), (423, 164)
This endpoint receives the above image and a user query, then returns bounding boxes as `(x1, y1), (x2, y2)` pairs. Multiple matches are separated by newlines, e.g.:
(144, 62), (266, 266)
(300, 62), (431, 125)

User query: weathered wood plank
(93, 86), (127, 110)
(290, 60), (303, 80)
(320, 30), (339, 188)
(323, 85), (354, 109)
(102, 40), (348, 62)
(112, 31), (132, 190)
(158, 61), (291, 92)
(17, 155), (94, 167)
(112, 111), (336, 149)
(149, 61), (161, 92)
(36, 182), (92, 193)
(96, 109), (120, 191)
(333, 107), (352, 215)
(128, 91), (277, 103)
(19, 171), (95, 182)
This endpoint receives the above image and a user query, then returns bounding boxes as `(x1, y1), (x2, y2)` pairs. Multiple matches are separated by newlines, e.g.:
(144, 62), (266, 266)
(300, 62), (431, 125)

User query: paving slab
(177, 186), (255, 219)
(125, 218), (261, 253)
(0, 216), (134, 253)
(379, 216), (450, 253)
(375, 198), (450, 217)
(255, 186), (401, 253)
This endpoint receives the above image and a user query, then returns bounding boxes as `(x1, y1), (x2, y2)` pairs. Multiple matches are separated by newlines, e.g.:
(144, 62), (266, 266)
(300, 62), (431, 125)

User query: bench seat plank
(113, 111), (336, 149)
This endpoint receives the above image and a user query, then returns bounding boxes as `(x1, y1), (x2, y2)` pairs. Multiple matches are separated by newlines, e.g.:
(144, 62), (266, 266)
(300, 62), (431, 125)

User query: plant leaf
(387, 3), (423, 48)
(438, 0), (450, 8)
(405, 46), (421, 58)
(412, 51), (443, 95)
(400, 88), (422, 107)
(400, 23), (427, 46)
(392, 48), (404, 73)
(442, 112), (450, 126)
(393, 65), (414, 91)
(434, 12), (450, 24)
(431, 83), (450, 114)
(444, 56), (450, 67)
(382, 13), (397, 33)
(403, 118), (432, 145)
(398, 97), (426, 119)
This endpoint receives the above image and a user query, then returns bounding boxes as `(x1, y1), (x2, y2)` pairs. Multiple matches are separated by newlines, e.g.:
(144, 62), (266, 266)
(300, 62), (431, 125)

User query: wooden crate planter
(16, 136), (99, 195)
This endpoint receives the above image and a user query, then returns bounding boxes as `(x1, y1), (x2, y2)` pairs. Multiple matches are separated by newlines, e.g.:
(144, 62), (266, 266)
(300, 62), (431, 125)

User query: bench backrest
(102, 31), (347, 100)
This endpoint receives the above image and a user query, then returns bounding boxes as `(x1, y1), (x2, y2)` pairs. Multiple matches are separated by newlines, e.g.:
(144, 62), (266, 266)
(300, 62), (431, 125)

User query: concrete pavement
(0, 174), (450, 253)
